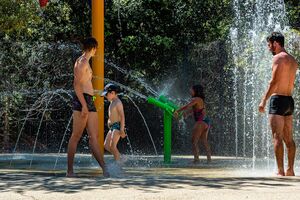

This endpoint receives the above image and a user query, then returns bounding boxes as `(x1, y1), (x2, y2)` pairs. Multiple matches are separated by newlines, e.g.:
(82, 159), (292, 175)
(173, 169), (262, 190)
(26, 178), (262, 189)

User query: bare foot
(193, 159), (200, 164)
(207, 155), (211, 163)
(286, 169), (295, 176)
(66, 172), (76, 177)
(103, 170), (110, 177)
(118, 156), (128, 165)
(276, 172), (285, 176)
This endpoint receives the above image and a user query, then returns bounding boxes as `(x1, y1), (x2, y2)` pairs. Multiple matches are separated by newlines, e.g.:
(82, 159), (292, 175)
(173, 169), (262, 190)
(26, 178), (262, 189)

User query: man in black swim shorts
(67, 37), (108, 177)
(259, 32), (298, 176)
(73, 93), (97, 112)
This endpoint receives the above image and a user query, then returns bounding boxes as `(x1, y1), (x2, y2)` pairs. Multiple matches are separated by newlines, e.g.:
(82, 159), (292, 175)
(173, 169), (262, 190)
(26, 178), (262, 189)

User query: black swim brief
(109, 122), (121, 131)
(72, 93), (97, 112)
(269, 95), (294, 116)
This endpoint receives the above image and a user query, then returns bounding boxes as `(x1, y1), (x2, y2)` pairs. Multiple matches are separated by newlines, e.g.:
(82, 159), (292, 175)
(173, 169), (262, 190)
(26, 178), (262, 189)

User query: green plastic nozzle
(147, 97), (175, 114)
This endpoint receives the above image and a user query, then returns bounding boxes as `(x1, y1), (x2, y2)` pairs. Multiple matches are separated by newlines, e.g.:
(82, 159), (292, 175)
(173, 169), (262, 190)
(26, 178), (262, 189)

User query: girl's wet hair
(192, 84), (205, 99)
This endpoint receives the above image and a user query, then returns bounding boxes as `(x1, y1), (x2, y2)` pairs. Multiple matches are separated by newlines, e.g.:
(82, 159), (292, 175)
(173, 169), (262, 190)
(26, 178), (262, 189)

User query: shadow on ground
(0, 168), (299, 194)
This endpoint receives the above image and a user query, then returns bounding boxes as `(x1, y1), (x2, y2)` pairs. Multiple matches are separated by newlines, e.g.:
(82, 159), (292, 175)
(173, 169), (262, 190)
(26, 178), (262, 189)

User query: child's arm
(174, 98), (198, 118)
(183, 108), (194, 119)
(177, 98), (198, 112)
(107, 119), (111, 128)
(116, 101), (126, 138)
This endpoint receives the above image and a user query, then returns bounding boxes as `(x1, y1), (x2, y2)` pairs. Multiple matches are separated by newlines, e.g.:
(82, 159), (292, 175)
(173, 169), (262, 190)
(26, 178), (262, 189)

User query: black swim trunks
(72, 93), (97, 112)
(269, 95), (294, 116)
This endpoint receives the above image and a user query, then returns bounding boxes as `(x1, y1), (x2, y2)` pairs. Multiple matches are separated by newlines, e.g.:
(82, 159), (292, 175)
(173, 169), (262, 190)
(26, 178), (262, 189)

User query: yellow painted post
(92, 0), (105, 155)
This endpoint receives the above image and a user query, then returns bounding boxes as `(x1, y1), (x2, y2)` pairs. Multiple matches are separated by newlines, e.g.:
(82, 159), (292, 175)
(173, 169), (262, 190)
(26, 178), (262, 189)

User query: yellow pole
(92, 0), (105, 155)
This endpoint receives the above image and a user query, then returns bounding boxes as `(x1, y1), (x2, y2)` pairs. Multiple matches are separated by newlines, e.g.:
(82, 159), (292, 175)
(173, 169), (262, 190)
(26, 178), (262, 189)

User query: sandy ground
(1, 155), (300, 200)
(1, 168), (300, 199)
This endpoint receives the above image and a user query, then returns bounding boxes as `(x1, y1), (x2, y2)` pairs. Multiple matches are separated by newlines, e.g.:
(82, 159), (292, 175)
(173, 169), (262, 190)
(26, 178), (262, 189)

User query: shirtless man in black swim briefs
(259, 32), (298, 176)
(67, 37), (108, 177)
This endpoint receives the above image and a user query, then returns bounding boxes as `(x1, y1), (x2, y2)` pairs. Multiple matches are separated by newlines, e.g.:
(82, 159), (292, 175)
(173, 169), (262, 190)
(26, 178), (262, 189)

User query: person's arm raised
(174, 98), (198, 118)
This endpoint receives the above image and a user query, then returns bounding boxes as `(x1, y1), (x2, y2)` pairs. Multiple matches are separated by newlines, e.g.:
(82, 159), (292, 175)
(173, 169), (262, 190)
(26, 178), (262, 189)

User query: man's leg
(67, 111), (87, 176)
(269, 114), (285, 176)
(110, 130), (121, 161)
(86, 112), (108, 175)
(283, 115), (296, 176)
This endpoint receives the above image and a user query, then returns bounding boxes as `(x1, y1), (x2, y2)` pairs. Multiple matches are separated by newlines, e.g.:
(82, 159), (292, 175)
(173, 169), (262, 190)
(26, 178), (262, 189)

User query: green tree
(0, 0), (74, 41)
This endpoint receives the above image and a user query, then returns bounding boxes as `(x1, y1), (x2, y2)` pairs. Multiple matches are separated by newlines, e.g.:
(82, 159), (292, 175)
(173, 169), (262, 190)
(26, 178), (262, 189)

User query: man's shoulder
(75, 57), (88, 68)
(273, 53), (298, 71)
(275, 52), (297, 63)
(273, 53), (287, 63)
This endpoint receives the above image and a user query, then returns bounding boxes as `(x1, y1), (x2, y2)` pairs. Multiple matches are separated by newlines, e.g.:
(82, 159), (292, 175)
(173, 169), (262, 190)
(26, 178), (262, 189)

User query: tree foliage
(105, 0), (232, 83)
(0, 0), (299, 154)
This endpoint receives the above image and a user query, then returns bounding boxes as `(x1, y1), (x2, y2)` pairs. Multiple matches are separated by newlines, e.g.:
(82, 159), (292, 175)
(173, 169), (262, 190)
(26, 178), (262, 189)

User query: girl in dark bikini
(174, 84), (211, 163)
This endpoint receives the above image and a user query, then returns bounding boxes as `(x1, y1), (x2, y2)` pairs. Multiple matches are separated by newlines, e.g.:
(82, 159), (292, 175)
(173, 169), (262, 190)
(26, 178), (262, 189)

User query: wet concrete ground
(1, 154), (300, 200)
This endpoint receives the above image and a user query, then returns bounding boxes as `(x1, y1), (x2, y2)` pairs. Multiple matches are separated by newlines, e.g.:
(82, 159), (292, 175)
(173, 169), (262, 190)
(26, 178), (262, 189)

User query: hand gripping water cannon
(147, 95), (179, 163)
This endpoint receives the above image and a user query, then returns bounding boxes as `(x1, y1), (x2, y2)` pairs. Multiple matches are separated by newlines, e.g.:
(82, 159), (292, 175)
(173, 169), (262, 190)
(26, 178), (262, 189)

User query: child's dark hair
(266, 32), (284, 47)
(192, 84), (205, 99)
(82, 37), (98, 51)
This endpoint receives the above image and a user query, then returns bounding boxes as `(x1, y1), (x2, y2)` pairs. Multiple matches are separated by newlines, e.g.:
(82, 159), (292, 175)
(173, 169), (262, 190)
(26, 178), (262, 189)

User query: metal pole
(164, 111), (172, 163)
(92, 0), (105, 155)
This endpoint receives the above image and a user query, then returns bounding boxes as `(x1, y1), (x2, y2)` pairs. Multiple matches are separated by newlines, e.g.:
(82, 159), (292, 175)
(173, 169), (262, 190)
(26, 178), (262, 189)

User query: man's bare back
(272, 52), (298, 96)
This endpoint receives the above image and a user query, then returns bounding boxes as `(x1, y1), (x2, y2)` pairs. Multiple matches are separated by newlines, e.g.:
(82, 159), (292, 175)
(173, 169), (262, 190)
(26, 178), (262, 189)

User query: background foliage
(0, 0), (299, 155)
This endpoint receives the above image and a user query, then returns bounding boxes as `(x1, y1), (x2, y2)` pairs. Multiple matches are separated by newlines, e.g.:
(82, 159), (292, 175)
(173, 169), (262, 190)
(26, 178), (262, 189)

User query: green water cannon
(157, 95), (179, 111)
(147, 95), (179, 163)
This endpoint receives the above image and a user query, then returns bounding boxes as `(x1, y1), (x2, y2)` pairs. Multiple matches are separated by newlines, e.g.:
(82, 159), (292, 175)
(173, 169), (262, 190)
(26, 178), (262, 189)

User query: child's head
(191, 84), (205, 99)
(101, 83), (119, 101)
